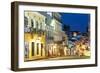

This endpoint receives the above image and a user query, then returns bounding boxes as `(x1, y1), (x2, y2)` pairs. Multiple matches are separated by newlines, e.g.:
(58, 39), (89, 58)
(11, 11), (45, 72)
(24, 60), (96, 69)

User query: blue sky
(60, 13), (90, 33)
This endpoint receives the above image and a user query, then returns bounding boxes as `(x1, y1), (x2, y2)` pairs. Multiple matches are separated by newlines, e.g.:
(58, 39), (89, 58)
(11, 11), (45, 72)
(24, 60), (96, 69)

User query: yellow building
(24, 11), (46, 61)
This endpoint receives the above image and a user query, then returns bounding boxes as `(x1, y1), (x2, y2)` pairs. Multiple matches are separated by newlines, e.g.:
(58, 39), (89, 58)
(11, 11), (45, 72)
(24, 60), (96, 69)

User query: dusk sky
(60, 13), (90, 33)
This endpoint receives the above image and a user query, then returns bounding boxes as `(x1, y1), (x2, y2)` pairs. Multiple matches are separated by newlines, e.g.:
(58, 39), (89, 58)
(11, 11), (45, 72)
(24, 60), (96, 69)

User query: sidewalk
(25, 55), (90, 61)
(44, 55), (90, 60)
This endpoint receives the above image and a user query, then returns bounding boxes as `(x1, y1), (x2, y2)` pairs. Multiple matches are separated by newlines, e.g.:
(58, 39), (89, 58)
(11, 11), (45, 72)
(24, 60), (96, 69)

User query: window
(32, 42), (35, 56)
(40, 22), (42, 30)
(42, 31), (45, 35)
(24, 42), (29, 58)
(37, 43), (39, 55)
(45, 18), (47, 24)
(41, 43), (43, 56)
(24, 16), (31, 32)
(31, 19), (34, 28)
(36, 21), (38, 29)
(24, 16), (28, 27)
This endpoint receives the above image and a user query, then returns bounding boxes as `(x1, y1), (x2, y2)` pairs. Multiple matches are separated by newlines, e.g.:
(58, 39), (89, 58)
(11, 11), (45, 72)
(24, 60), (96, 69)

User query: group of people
(74, 36), (90, 56)
(65, 36), (90, 57)
(43, 35), (90, 59)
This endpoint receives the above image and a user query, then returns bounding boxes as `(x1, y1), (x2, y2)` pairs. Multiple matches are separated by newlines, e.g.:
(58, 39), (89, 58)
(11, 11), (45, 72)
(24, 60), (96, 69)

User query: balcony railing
(24, 26), (45, 35)
(24, 27), (31, 32)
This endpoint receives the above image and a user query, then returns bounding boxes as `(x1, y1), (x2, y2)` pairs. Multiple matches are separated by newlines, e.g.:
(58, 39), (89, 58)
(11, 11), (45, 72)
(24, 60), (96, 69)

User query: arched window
(31, 19), (34, 28)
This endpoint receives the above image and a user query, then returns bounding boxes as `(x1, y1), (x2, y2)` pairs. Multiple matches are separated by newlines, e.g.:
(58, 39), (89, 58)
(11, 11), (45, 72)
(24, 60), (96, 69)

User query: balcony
(24, 27), (31, 32)
(25, 26), (45, 33)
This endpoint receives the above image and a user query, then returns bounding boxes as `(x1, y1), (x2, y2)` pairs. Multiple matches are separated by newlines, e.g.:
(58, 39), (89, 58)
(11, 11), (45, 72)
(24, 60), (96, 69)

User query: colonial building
(24, 11), (68, 61)
(24, 12), (46, 61)
(51, 12), (68, 56)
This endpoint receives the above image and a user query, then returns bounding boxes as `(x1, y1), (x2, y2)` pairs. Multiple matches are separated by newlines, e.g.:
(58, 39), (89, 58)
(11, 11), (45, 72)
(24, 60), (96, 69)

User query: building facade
(24, 12), (46, 61)
(50, 12), (68, 56)
(24, 11), (68, 61)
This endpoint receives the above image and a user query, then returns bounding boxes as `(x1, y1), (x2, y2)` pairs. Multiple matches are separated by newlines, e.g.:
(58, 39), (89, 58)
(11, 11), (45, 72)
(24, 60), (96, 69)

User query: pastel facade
(24, 12), (46, 61)
(24, 11), (68, 61)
